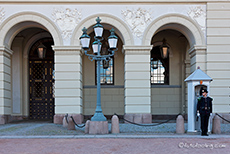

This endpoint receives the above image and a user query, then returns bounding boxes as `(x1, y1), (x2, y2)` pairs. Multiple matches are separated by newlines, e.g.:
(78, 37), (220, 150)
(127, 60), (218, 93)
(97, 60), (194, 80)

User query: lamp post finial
(96, 17), (101, 23)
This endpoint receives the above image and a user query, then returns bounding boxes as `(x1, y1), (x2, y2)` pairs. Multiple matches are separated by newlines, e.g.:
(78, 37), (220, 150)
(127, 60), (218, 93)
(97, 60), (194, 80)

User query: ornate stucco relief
(52, 8), (81, 40)
(122, 8), (152, 38)
(0, 7), (5, 23)
(188, 6), (206, 35)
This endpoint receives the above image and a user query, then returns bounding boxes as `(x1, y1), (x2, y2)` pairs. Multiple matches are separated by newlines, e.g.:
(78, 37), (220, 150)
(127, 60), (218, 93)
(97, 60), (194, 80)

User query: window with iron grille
(151, 46), (169, 85)
(95, 58), (114, 85)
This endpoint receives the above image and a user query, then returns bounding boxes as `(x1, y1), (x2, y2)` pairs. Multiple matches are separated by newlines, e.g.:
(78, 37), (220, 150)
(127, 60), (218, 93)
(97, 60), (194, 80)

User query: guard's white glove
(197, 112), (200, 117)
(210, 113), (212, 116)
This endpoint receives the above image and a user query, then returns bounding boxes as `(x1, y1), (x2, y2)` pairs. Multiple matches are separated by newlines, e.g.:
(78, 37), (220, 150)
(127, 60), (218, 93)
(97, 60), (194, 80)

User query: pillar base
(88, 121), (108, 134)
(124, 113), (152, 124)
(54, 114), (83, 124)
(0, 115), (26, 124)
(54, 114), (65, 124)
(0, 115), (9, 124)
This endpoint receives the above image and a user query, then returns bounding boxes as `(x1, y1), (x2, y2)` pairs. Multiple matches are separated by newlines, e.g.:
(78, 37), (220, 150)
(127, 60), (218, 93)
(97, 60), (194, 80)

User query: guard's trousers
(200, 114), (210, 135)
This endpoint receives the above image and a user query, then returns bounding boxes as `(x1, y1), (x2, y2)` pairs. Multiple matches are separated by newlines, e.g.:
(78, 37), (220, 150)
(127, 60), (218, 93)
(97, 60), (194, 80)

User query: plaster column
(188, 45), (207, 73)
(52, 46), (83, 124)
(11, 37), (24, 116)
(0, 46), (13, 124)
(123, 45), (152, 123)
(183, 60), (190, 115)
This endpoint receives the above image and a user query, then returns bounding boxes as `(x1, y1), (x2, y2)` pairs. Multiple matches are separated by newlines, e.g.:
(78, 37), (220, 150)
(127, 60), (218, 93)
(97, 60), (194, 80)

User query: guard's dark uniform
(197, 96), (213, 135)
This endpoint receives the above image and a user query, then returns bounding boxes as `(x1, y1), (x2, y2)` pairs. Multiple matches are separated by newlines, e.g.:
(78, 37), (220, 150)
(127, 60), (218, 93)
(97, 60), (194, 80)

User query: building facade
(0, 0), (229, 124)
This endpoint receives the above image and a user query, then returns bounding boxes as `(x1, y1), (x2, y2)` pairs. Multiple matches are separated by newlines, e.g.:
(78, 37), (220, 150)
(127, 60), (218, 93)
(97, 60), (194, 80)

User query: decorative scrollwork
(188, 6), (206, 34)
(52, 8), (82, 40)
(122, 7), (152, 38)
(0, 7), (5, 23)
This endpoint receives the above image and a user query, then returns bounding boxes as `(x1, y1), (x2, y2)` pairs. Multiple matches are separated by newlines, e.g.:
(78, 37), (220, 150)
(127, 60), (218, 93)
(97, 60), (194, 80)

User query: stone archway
(143, 13), (206, 73)
(0, 11), (62, 47)
(142, 13), (205, 47)
(144, 14), (206, 121)
(0, 12), (61, 123)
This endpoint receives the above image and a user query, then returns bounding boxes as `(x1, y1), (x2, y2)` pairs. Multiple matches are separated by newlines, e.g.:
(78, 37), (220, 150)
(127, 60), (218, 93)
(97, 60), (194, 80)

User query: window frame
(95, 57), (114, 85)
(150, 46), (169, 85)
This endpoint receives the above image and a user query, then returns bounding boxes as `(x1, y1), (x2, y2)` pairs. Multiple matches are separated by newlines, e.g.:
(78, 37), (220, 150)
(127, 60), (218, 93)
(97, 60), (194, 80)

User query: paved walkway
(0, 121), (229, 154)
(0, 138), (229, 154)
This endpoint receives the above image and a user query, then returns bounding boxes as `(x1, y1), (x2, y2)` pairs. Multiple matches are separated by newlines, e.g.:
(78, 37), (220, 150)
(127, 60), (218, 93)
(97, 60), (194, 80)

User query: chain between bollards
(114, 113), (181, 127)
(216, 113), (230, 123)
(65, 113), (184, 128)
(70, 116), (86, 128)
(64, 114), (85, 128)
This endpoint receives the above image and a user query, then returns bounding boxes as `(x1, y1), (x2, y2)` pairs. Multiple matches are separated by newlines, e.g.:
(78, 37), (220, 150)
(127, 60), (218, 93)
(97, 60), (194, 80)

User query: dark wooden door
(29, 60), (54, 120)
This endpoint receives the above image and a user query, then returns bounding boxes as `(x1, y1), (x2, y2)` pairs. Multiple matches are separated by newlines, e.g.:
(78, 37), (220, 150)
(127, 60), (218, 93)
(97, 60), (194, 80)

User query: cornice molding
(123, 45), (153, 55)
(0, 46), (13, 57)
(0, 0), (226, 3)
(188, 45), (207, 58)
(52, 46), (83, 55)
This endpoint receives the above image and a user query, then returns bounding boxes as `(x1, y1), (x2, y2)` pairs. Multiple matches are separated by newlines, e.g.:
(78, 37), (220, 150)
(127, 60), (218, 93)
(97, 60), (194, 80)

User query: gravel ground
(0, 121), (229, 136)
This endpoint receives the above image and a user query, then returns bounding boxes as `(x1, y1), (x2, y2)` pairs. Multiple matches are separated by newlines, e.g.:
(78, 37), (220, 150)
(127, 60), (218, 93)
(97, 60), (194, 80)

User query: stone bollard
(111, 115), (120, 134)
(84, 120), (90, 134)
(176, 115), (185, 134)
(63, 115), (68, 128)
(212, 115), (221, 134)
(67, 116), (75, 130)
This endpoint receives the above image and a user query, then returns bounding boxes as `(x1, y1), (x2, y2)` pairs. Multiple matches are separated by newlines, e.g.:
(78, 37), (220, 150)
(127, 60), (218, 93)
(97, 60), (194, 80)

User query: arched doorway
(0, 12), (61, 123)
(29, 38), (54, 120)
(151, 29), (190, 117)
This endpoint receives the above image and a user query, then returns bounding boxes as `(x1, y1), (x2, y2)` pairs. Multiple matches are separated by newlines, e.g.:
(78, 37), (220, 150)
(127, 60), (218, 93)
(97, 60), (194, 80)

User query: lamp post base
(91, 112), (107, 121)
(88, 121), (109, 134)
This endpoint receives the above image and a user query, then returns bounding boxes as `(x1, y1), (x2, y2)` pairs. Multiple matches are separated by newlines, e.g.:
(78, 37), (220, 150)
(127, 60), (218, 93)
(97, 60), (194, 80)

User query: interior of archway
(11, 27), (54, 120)
(82, 26), (124, 119)
(150, 29), (190, 119)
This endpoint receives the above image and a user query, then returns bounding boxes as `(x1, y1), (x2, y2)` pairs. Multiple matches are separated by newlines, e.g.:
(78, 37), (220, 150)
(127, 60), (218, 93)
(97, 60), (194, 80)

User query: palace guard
(197, 89), (213, 136)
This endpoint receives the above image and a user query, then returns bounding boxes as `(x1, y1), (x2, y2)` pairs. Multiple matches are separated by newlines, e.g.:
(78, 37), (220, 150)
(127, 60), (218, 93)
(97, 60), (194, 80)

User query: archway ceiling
(154, 23), (194, 47)
(6, 21), (50, 48)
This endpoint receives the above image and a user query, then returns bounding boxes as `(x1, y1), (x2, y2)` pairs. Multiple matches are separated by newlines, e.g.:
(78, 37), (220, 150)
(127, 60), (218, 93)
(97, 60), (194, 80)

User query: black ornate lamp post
(80, 17), (118, 121)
